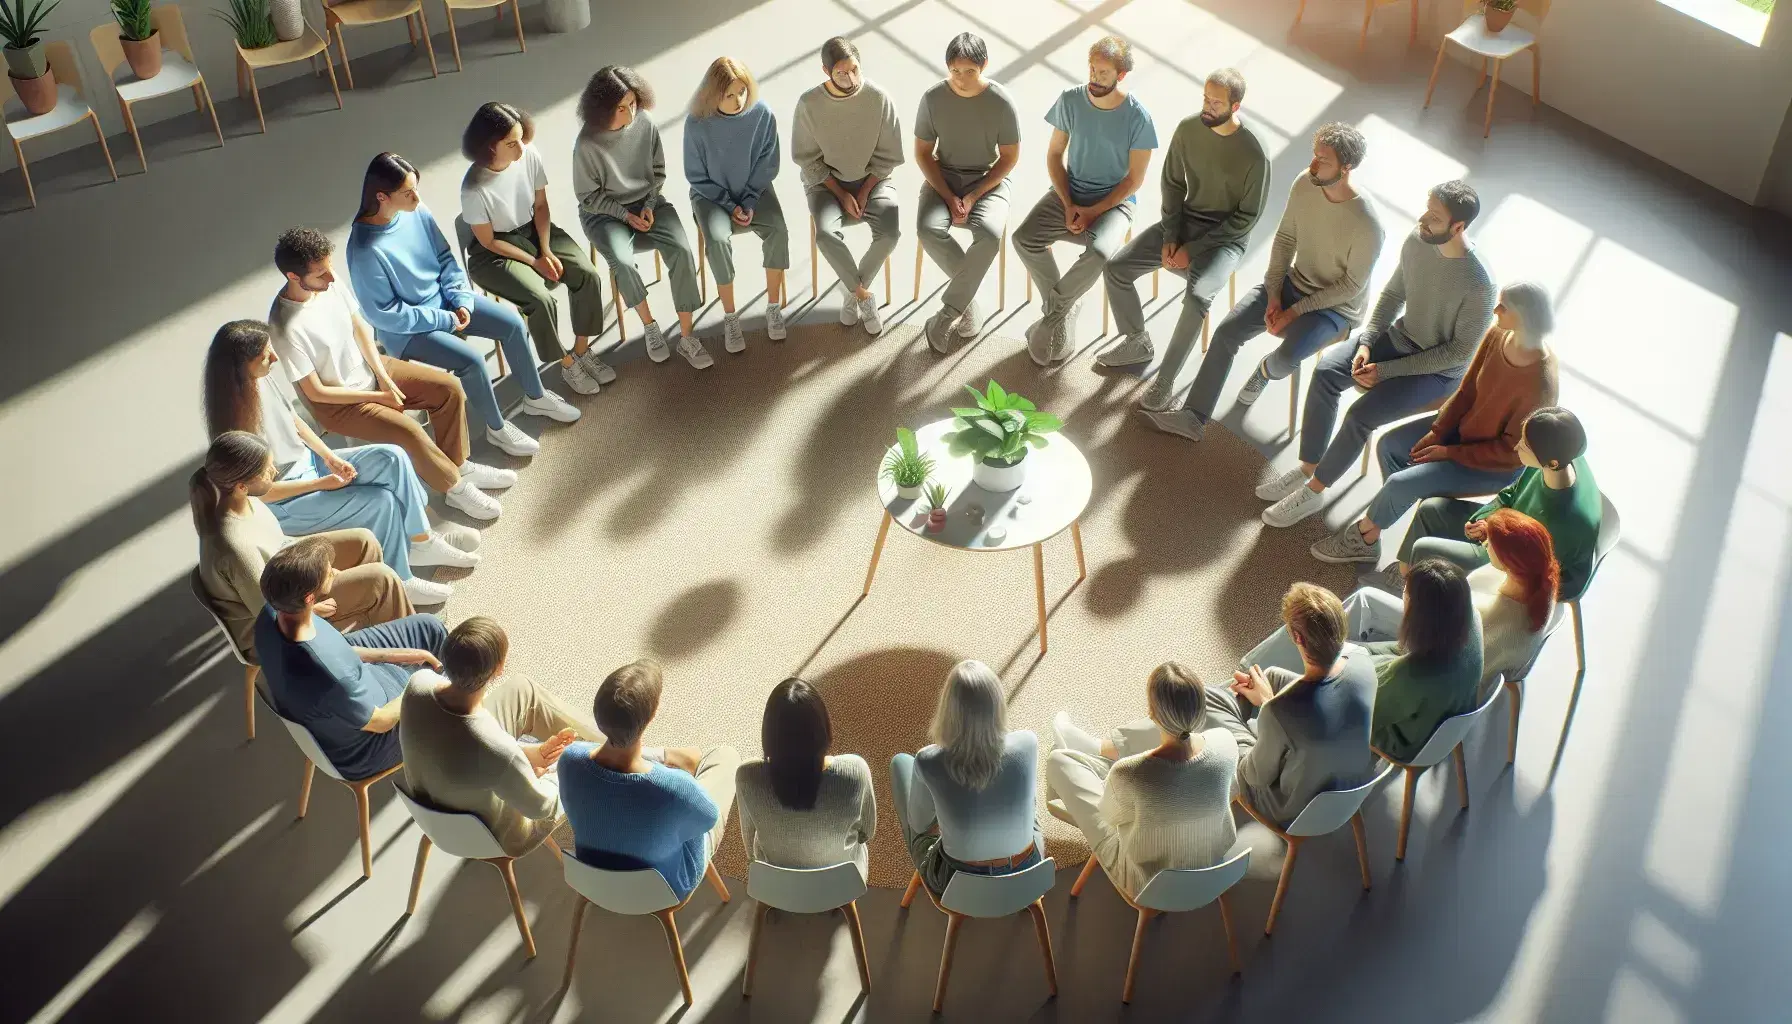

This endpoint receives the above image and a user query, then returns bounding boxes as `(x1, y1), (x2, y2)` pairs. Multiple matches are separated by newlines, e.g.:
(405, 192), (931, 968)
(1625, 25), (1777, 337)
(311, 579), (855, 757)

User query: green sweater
(1158, 116), (1268, 252)
(1369, 610), (1484, 763)
(1470, 458), (1603, 600)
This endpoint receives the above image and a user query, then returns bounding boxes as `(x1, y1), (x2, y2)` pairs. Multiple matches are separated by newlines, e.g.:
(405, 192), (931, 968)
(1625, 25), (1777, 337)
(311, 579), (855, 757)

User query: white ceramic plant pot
(269, 0), (304, 41)
(971, 453), (1027, 492)
(543, 0), (590, 33)
(896, 484), (923, 500)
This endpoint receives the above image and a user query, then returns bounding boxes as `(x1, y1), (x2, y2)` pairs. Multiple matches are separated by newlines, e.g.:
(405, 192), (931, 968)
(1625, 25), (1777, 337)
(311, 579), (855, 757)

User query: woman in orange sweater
(1311, 280), (1556, 567)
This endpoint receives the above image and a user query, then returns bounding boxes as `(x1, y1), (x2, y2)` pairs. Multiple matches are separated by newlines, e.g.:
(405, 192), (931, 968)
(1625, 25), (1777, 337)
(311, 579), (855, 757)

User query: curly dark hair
(273, 227), (332, 279)
(1313, 121), (1367, 169)
(578, 66), (653, 139)
(1430, 179), (1482, 228)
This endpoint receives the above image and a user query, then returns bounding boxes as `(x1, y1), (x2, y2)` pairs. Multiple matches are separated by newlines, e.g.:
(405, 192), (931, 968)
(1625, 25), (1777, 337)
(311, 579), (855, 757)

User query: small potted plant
(1, 0), (60, 115)
(924, 482), (949, 532)
(216, 0), (276, 51)
(1483, 0), (1516, 32)
(945, 380), (1063, 493)
(880, 426), (935, 501)
(111, 0), (159, 81)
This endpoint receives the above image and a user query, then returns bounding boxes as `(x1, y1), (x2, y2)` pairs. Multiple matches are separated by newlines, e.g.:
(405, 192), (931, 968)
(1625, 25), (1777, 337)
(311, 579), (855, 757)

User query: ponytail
(190, 432), (272, 537)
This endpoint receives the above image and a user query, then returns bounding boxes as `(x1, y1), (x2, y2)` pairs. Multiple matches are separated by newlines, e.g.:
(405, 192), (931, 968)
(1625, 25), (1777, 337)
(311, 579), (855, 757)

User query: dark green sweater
(1158, 116), (1268, 252)
(1368, 610), (1483, 763)
(1471, 458), (1604, 600)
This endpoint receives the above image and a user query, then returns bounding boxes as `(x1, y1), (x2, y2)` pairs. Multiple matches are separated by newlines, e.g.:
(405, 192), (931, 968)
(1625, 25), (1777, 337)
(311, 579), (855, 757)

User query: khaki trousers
(320, 528), (415, 633)
(305, 357), (469, 494)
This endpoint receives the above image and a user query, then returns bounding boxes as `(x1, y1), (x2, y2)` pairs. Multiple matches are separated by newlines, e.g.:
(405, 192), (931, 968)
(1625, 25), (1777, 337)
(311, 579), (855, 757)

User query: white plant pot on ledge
(896, 484), (923, 500)
(972, 454), (1027, 492)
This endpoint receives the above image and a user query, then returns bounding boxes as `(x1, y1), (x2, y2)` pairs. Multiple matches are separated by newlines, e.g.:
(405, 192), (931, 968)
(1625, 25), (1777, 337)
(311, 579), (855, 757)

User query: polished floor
(4, 0), (1792, 1021)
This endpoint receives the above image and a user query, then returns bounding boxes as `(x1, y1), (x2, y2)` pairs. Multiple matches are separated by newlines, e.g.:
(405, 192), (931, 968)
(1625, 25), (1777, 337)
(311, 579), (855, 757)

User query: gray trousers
(1012, 190), (1135, 315)
(579, 198), (703, 313)
(916, 182), (1010, 318)
(1105, 221), (1244, 383)
(808, 177), (901, 291)
(691, 189), (792, 286)
(1398, 495), (1490, 571)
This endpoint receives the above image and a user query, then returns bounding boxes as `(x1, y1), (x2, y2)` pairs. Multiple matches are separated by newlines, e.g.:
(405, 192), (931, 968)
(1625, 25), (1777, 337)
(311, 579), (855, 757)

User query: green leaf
(972, 417), (1005, 441)
(1027, 435), (1051, 449)
(1024, 411), (1063, 434)
(987, 380), (1007, 407)
(1011, 394), (1037, 413)
(949, 406), (985, 421)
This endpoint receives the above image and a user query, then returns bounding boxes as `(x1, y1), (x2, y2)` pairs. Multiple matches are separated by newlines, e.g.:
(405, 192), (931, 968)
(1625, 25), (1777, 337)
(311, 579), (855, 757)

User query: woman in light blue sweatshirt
(685, 57), (789, 354)
(346, 152), (580, 458)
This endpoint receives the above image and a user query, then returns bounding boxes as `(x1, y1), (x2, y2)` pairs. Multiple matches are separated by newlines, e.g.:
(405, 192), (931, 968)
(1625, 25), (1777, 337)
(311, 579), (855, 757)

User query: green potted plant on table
(111, 0), (159, 80)
(1, 0), (60, 115)
(924, 482), (949, 532)
(1483, 0), (1516, 32)
(945, 381), (1063, 493)
(216, 0), (275, 50)
(880, 426), (935, 501)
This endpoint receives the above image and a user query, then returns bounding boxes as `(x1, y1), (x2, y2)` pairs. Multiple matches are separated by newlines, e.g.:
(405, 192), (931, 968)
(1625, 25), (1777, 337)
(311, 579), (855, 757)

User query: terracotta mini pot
(121, 32), (163, 80)
(11, 68), (57, 115)
(927, 509), (947, 532)
(1484, 7), (1514, 31)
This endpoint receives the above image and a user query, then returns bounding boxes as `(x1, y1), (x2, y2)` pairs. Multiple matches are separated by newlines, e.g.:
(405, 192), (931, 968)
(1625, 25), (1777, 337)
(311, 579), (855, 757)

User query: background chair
(1234, 762), (1394, 934)
(325, 0), (438, 89)
(588, 240), (664, 347)
(742, 860), (871, 997)
(1070, 848), (1252, 1003)
(262, 691), (402, 877)
(88, 5), (223, 171)
(808, 215), (892, 309)
(234, 19), (340, 134)
(696, 226), (789, 308)
(561, 855), (731, 1006)
(1, 40), (116, 207)
(1374, 683), (1504, 861)
(187, 569), (259, 741)
(1292, 0), (1418, 49)
(1424, 0), (1548, 138)
(899, 858), (1059, 1013)
(395, 789), (559, 959)
(442, 0), (524, 73)
(910, 225), (1007, 310)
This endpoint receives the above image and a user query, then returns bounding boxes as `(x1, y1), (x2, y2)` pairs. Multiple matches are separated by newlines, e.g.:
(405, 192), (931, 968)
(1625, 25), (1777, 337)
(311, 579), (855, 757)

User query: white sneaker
(839, 296), (860, 326)
(578, 349), (618, 384)
(1263, 483), (1325, 528)
(521, 390), (581, 423)
(723, 312), (746, 354)
(561, 357), (602, 396)
(766, 303), (788, 341)
(409, 531), (481, 569)
(1096, 332), (1154, 368)
(437, 521), (482, 551)
(445, 479), (503, 520)
(644, 321), (670, 363)
(1255, 466), (1310, 502)
(955, 299), (982, 338)
(1138, 379), (1178, 412)
(458, 460), (516, 490)
(859, 295), (883, 336)
(486, 421), (540, 457)
(402, 575), (454, 606)
(676, 332), (715, 369)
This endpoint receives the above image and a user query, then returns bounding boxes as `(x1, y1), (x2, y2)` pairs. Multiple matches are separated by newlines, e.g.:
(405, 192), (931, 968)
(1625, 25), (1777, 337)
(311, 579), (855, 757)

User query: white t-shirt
(268, 283), (378, 392)
(256, 373), (312, 473)
(460, 144), (548, 235)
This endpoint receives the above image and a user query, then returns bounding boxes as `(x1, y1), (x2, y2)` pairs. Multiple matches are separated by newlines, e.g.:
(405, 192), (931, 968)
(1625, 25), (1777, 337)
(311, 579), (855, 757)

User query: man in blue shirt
(557, 658), (739, 900)
(254, 536), (446, 780)
(1012, 34), (1158, 367)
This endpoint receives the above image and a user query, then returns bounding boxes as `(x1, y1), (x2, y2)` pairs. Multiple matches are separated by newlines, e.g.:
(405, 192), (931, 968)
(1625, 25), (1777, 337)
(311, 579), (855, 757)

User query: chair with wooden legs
(911, 225), (1008, 310)
(1069, 849), (1252, 1003)
(443, 0), (524, 73)
(451, 215), (523, 379)
(1233, 763), (1393, 934)
(1018, 233), (1172, 337)
(899, 858), (1059, 1013)
(1, 41), (117, 207)
(88, 6), (224, 172)
(1282, 332), (1348, 437)
(696, 224), (791, 309)
(187, 569), (260, 741)
(1424, 0), (1548, 138)
(1374, 683), (1504, 861)
(1199, 271), (1238, 353)
(234, 20), (340, 134)
(263, 693), (402, 877)
(742, 860), (872, 997)
(396, 789), (559, 959)
(562, 853), (732, 1005)
(325, 0), (439, 89)
(1292, 0), (1418, 49)
(589, 240), (664, 346)
(809, 216), (891, 308)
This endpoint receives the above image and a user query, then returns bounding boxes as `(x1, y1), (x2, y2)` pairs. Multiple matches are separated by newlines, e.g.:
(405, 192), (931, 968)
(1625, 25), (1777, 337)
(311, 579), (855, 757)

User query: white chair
(899, 857), (1059, 1013)
(187, 568), (260, 741)
(395, 789), (559, 959)
(234, 21), (341, 135)
(742, 860), (871, 997)
(442, 0), (524, 73)
(1374, 682), (1505, 861)
(1234, 762), (1395, 934)
(561, 852), (731, 1005)
(87, 5), (224, 172)
(1070, 848), (1252, 1003)
(1292, 0), (1418, 50)
(1, 41), (117, 207)
(325, 0), (438, 89)
(1423, 0), (1548, 138)
(262, 692), (403, 877)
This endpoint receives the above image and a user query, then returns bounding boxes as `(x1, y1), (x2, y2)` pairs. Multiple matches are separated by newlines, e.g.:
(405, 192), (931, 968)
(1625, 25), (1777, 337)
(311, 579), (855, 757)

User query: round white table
(863, 418), (1093, 654)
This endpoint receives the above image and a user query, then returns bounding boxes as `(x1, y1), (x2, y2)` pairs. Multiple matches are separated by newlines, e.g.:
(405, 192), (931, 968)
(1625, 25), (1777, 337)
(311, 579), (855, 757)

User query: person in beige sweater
(399, 616), (603, 857)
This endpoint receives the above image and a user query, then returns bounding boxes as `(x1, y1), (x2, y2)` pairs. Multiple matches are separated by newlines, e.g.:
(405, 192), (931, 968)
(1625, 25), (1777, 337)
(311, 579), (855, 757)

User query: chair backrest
(1404, 682), (1505, 768)
(1460, 0), (1550, 18)
(187, 568), (254, 668)
(1286, 763), (1396, 838)
(939, 856), (1057, 917)
(452, 215), (475, 264)
(1590, 492), (1621, 577)
(26, 41), (86, 102)
(1510, 603), (1570, 682)
(746, 860), (867, 914)
(268, 697), (348, 782)
(152, 5), (197, 63)
(563, 855), (680, 916)
(395, 788), (507, 860)
(1133, 848), (1252, 914)
(87, 22), (128, 81)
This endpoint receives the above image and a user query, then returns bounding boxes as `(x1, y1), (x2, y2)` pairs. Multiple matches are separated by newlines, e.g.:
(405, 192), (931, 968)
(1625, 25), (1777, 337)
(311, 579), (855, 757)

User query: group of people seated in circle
(180, 24), (1611, 983)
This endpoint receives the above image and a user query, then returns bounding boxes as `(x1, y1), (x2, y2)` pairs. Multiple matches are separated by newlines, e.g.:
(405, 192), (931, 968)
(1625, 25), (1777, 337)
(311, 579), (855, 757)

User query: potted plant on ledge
(924, 482), (949, 533)
(946, 381), (1063, 493)
(2, 0), (60, 115)
(880, 426), (935, 501)
(111, 0), (159, 80)
(1483, 0), (1516, 32)
(217, 0), (275, 52)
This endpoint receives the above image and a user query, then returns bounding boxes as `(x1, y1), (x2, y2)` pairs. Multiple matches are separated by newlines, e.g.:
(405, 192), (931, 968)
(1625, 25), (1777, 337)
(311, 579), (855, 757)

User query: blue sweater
(345, 204), (478, 339)
(557, 743), (719, 899)
(683, 102), (780, 212)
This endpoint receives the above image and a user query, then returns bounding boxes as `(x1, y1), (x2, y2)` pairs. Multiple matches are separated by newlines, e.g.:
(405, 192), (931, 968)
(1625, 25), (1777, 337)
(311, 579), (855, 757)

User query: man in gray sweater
(792, 36), (906, 337)
(1097, 68), (1269, 409)
(1259, 179), (1497, 529)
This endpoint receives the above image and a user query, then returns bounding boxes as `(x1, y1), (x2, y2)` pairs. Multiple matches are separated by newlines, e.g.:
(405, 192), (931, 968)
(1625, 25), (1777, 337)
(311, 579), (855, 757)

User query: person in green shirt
(1351, 560), (1484, 763)
(1385, 406), (1603, 601)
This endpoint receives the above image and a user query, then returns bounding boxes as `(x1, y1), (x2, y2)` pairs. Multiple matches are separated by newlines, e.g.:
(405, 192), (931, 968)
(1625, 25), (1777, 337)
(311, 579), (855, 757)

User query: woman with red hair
(1471, 508), (1560, 697)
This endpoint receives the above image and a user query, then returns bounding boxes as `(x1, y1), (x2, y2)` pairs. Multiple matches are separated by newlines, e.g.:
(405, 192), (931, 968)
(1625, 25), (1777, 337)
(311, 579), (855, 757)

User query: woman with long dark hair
(1358, 559), (1485, 761)
(733, 678), (876, 873)
(1471, 508), (1560, 696)
(346, 151), (581, 459)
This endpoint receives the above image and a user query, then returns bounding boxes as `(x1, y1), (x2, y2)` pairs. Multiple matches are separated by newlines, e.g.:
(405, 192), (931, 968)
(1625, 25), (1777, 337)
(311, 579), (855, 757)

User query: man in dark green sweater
(1098, 67), (1269, 412)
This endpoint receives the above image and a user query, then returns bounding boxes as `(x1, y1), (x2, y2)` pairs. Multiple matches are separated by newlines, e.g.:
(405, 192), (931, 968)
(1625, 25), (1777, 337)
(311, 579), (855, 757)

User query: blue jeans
(1364, 417), (1521, 529)
(337, 613), (448, 779)
(269, 445), (430, 579)
(1300, 329), (1465, 487)
(379, 294), (543, 433)
(1182, 278), (1352, 419)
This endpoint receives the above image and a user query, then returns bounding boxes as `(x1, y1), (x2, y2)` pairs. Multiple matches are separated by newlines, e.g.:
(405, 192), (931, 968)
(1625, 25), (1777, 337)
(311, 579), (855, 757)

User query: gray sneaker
(1359, 564), (1407, 597)
(723, 311), (746, 354)
(676, 331), (714, 369)
(1138, 378), (1178, 412)
(955, 299), (982, 338)
(578, 349), (618, 384)
(560, 356), (602, 395)
(643, 321), (670, 363)
(924, 310), (956, 354)
(1236, 363), (1271, 407)
(1311, 523), (1382, 564)
(765, 303), (788, 341)
(1141, 409), (1205, 441)
(1046, 300), (1080, 363)
(1096, 331), (1154, 368)
(1025, 315), (1056, 366)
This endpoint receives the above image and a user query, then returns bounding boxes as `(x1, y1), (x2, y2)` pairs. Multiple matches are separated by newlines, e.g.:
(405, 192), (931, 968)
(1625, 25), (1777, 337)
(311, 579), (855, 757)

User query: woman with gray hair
(1046, 662), (1241, 901)
(891, 660), (1044, 897)
(1310, 279), (1559, 569)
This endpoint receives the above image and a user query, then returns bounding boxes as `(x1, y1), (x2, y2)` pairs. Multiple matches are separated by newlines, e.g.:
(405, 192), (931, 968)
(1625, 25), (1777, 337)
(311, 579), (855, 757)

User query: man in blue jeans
(1142, 122), (1384, 442)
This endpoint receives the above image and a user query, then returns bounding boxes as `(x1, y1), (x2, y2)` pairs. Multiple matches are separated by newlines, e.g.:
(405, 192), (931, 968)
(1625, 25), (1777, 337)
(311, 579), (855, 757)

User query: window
(1656, 0), (1773, 45)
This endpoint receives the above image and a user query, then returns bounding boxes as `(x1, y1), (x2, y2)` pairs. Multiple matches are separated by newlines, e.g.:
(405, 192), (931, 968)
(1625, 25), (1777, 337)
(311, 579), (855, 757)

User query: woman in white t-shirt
(461, 102), (615, 397)
(203, 320), (482, 605)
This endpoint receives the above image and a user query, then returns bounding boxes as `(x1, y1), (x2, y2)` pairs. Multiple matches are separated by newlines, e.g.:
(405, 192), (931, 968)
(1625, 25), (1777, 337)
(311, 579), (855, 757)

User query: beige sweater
(197, 498), (290, 652)
(1470, 564), (1553, 698)
(1096, 728), (1241, 899)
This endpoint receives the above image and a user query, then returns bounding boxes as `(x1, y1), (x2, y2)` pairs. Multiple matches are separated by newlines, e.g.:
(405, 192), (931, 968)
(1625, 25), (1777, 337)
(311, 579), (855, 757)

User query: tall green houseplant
(111, 0), (154, 41)
(1, 0), (59, 79)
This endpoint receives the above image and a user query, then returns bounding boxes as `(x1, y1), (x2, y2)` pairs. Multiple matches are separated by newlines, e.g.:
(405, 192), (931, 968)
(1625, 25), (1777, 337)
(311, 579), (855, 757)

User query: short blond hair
(690, 56), (758, 118)
(1282, 583), (1346, 665)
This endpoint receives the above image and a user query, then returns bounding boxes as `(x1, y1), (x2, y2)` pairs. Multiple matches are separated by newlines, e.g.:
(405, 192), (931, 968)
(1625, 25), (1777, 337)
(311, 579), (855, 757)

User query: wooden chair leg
(200, 79), (224, 146)
(446, 8), (463, 72)
(1571, 600), (1586, 674)
(1424, 41), (1448, 108)
(933, 912), (963, 1012)
(611, 271), (625, 346)
(190, 81), (203, 113)
(742, 901), (768, 996)
(406, 12), (417, 44)
(1217, 893), (1242, 975)
(296, 760), (316, 818)
(243, 664), (259, 740)
(843, 900), (872, 991)
(1070, 856), (1100, 897)
(10, 138), (32, 207)
(407, 833), (432, 913)
(1505, 679), (1523, 764)
(246, 65), (266, 133)
(884, 256), (891, 305)
(1293, 0), (1308, 27)
(1289, 361), (1302, 437)
(810, 218), (818, 300)
(90, 113), (118, 181)
(1484, 59), (1502, 138)
(656, 909), (695, 1005)
(354, 781), (375, 878)
(1072, 519), (1087, 581)
(561, 899), (587, 989)
(510, 0), (525, 51)
(1121, 907), (1151, 1003)
(900, 870), (923, 909)
(998, 231), (1007, 309)
(122, 102), (147, 171)
(697, 233), (706, 304)
(497, 858), (536, 958)
(1202, 310), (1211, 352)
(1264, 837), (1300, 935)
(1408, 0), (1418, 45)
(1532, 45), (1541, 106)
(415, 4), (439, 76)
(913, 236), (923, 302)
(1152, 267), (1159, 301)
(1033, 542), (1048, 654)
(704, 860), (731, 902)
(1031, 900), (1058, 997)
(335, 23), (355, 89)
(1396, 766), (1418, 861)
(1358, 0), (1374, 50)
(1351, 811), (1372, 889)
(1453, 744), (1470, 809)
